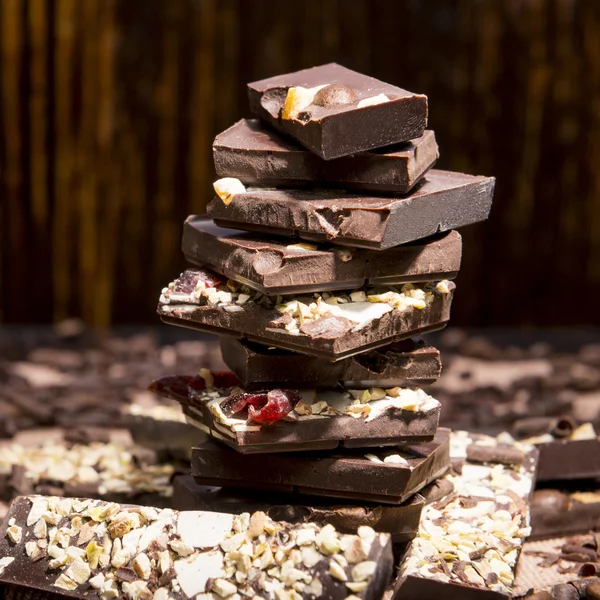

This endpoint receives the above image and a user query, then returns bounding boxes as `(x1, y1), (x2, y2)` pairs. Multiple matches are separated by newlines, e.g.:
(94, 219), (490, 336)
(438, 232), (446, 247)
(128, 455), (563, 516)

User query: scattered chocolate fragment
(466, 443), (526, 466)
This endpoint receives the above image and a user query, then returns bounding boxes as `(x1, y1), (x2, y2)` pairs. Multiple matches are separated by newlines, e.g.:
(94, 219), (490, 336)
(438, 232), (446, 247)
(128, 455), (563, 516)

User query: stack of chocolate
(152, 64), (489, 538)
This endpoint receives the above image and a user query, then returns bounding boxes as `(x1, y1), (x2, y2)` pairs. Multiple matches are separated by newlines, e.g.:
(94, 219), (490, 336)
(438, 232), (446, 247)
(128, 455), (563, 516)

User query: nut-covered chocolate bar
(183, 217), (461, 295)
(248, 63), (428, 159)
(190, 430), (450, 504)
(173, 475), (430, 543)
(207, 170), (495, 250)
(158, 268), (454, 360)
(393, 431), (538, 600)
(220, 337), (442, 389)
(213, 119), (438, 192)
(0, 495), (394, 599)
(149, 370), (441, 453)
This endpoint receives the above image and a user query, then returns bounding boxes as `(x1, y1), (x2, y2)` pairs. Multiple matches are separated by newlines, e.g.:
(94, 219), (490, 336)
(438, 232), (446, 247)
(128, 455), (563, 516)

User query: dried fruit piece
(248, 389), (301, 426)
(221, 391), (267, 417)
(148, 375), (202, 403)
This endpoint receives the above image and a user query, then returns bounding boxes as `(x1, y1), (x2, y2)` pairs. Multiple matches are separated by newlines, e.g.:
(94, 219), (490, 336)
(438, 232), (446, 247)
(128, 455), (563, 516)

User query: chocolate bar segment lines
(248, 63), (428, 159)
(183, 217), (462, 295)
(213, 119), (438, 193)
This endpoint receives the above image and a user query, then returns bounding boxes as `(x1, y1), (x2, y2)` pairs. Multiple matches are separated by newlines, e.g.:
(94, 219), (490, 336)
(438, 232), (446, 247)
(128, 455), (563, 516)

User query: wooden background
(1, 0), (599, 327)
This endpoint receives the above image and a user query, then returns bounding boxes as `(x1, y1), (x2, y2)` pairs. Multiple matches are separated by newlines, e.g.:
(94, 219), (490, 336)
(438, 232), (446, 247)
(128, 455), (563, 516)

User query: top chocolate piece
(248, 63), (428, 159)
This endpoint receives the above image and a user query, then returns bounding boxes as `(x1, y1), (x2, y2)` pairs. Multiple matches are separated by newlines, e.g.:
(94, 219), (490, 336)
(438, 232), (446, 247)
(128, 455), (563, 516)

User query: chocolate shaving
(485, 572), (499, 585)
(469, 547), (489, 561)
(114, 567), (138, 582)
(158, 566), (177, 587)
(561, 544), (597, 561)
(432, 491), (458, 511)
(452, 561), (469, 584)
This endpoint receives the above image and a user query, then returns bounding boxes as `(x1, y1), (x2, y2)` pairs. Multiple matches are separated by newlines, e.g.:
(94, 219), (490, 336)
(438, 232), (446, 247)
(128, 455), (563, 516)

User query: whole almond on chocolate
(313, 84), (358, 107)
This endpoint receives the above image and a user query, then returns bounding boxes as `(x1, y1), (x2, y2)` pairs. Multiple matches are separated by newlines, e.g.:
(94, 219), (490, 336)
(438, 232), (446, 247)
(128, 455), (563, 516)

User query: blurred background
(1, 0), (599, 327)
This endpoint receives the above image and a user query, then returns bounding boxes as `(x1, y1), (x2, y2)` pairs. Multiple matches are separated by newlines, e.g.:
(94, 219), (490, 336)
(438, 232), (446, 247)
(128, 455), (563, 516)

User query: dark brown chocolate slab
(183, 216), (461, 294)
(220, 337), (442, 389)
(158, 269), (454, 360)
(207, 170), (495, 250)
(248, 63), (428, 159)
(191, 429), (450, 505)
(213, 119), (438, 192)
(529, 488), (600, 540)
(536, 437), (600, 481)
(393, 576), (510, 600)
(173, 475), (425, 542)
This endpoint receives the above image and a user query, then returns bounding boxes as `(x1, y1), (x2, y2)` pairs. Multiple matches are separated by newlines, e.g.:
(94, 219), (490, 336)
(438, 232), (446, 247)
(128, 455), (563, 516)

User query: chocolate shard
(248, 63), (428, 159)
(213, 119), (438, 192)
(172, 475), (425, 543)
(207, 170), (495, 250)
(0, 495), (394, 600)
(191, 429), (451, 505)
(183, 216), (462, 295)
(419, 479), (455, 505)
(466, 443), (526, 466)
(152, 371), (442, 453)
(535, 437), (600, 482)
(159, 268), (455, 360)
(512, 416), (576, 439)
(220, 337), (442, 389)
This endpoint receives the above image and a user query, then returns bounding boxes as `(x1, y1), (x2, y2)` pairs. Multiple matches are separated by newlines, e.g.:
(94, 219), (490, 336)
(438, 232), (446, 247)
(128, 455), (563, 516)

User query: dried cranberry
(147, 375), (201, 403)
(248, 389), (301, 426)
(173, 269), (225, 294)
(221, 391), (267, 417)
(212, 371), (242, 389)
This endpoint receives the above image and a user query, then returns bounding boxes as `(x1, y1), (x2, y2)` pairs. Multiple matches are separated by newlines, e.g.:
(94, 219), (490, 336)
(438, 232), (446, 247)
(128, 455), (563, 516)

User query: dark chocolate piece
(530, 488), (600, 540)
(149, 371), (442, 453)
(536, 437), (600, 481)
(512, 416), (576, 439)
(158, 269), (454, 360)
(207, 170), (495, 250)
(248, 63), (428, 159)
(220, 337), (442, 389)
(0, 495), (394, 599)
(173, 475), (425, 542)
(191, 429), (450, 504)
(213, 119), (438, 192)
(465, 443), (525, 466)
(183, 216), (462, 294)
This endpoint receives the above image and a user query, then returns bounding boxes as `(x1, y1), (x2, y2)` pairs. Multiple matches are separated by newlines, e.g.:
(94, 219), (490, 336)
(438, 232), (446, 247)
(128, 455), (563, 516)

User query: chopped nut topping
(213, 178), (246, 206)
(357, 94), (390, 108)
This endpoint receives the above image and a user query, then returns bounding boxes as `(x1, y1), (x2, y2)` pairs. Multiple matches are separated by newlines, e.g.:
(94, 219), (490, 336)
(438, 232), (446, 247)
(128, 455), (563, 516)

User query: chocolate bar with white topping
(248, 63), (428, 159)
(190, 429), (450, 504)
(148, 371), (442, 453)
(183, 217), (462, 295)
(213, 119), (438, 192)
(0, 495), (394, 599)
(158, 268), (454, 360)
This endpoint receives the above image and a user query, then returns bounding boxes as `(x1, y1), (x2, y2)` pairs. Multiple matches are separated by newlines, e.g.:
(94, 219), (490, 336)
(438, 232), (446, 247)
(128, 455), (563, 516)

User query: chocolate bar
(220, 337), (442, 389)
(0, 437), (174, 507)
(0, 495), (394, 599)
(393, 431), (538, 600)
(183, 217), (462, 295)
(207, 170), (495, 250)
(530, 487), (600, 540)
(248, 63), (428, 159)
(149, 371), (442, 453)
(213, 119), (438, 192)
(191, 429), (450, 504)
(123, 403), (207, 460)
(173, 475), (427, 542)
(158, 269), (454, 360)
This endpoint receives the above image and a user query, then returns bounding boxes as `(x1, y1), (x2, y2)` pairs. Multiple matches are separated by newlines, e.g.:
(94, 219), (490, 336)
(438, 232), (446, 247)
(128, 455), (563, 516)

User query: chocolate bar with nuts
(173, 475), (428, 543)
(213, 119), (438, 192)
(0, 495), (394, 599)
(148, 371), (441, 453)
(220, 337), (442, 389)
(158, 269), (454, 360)
(191, 429), (450, 505)
(529, 487), (600, 541)
(207, 170), (495, 250)
(183, 217), (461, 295)
(393, 431), (538, 600)
(248, 63), (427, 160)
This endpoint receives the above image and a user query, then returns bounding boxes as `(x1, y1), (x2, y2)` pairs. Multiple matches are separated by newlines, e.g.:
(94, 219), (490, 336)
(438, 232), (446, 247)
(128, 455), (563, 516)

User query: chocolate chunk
(512, 416), (576, 439)
(220, 337), (441, 389)
(159, 269), (454, 360)
(183, 217), (461, 295)
(466, 443), (525, 466)
(419, 479), (455, 505)
(63, 426), (110, 445)
(213, 119), (438, 193)
(208, 170), (495, 250)
(248, 63), (427, 159)
(526, 593), (554, 600)
(191, 429), (450, 504)
(172, 475), (424, 542)
(536, 438), (600, 482)
(151, 372), (442, 452)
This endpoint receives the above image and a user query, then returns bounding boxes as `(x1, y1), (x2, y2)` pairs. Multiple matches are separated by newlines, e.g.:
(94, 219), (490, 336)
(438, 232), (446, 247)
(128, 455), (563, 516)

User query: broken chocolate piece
(183, 217), (461, 295)
(466, 443), (526, 466)
(248, 63), (428, 159)
(213, 119), (438, 193)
